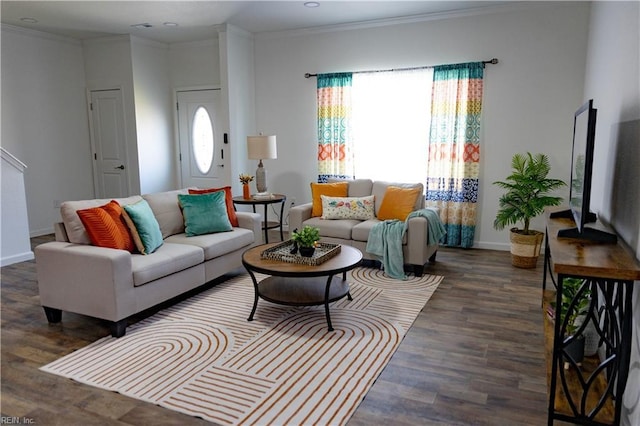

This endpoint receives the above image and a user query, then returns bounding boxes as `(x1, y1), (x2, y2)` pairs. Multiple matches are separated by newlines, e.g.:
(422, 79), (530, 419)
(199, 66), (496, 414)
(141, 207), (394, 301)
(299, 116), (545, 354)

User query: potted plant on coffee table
(493, 152), (566, 268)
(291, 225), (320, 257)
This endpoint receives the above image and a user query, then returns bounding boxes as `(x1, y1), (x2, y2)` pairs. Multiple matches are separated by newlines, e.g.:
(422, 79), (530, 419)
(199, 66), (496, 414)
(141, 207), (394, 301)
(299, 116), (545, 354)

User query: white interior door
(90, 89), (129, 198)
(177, 89), (228, 189)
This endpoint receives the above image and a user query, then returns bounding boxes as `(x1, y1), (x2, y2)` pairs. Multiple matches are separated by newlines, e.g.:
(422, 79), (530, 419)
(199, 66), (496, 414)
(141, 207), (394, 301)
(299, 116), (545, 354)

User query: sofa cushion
(328, 178), (373, 197)
(377, 186), (422, 221)
(188, 186), (239, 227)
(165, 228), (254, 261)
(178, 192), (232, 236)
(131, 242), (204, 287)
(352, 219), (408, 244)
(321, 195), (375, 220)
(76, 201), (135, 252)
(310, 182), (349, 217)
(123, 199), (164, 255)
(302, 216), (359, 240)
(372, 181), (424, 216)
(142, 189), (189, 239)
(60, 195), (143, 244)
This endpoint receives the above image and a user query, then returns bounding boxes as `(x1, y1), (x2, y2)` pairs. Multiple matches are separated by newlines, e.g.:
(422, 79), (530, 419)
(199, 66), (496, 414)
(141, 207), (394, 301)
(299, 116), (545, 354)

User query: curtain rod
(304, 58), (498, 78)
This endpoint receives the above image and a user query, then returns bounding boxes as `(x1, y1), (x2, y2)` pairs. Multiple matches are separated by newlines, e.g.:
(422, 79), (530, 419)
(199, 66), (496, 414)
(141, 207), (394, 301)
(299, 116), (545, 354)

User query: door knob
(114, 165), (125, 170)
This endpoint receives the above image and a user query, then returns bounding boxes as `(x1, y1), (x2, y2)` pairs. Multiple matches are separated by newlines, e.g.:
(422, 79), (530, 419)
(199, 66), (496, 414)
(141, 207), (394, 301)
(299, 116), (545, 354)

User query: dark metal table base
(246, 270), (351, 331)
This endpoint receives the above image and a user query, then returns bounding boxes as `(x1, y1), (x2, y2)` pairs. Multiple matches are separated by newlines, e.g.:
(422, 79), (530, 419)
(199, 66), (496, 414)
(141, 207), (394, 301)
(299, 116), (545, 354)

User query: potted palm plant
(493, 152), (566, 268)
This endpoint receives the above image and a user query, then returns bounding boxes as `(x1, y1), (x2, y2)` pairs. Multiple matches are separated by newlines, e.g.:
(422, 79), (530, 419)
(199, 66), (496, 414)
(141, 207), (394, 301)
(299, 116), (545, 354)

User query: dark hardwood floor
(1, 234), (549, 425)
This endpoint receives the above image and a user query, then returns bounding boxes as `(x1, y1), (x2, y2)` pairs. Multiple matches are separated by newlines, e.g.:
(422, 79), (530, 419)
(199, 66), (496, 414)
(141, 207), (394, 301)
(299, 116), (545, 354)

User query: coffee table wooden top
(242, 243), (362, 277)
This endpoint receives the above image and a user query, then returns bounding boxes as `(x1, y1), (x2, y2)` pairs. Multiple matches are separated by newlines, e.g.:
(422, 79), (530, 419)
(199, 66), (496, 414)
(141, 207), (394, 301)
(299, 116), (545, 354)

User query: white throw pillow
(321, 195), (375, 220)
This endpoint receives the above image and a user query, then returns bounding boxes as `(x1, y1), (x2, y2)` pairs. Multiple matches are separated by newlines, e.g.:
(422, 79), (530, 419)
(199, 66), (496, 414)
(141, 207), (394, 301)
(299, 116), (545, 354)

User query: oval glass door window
(192, 106), (214, 174)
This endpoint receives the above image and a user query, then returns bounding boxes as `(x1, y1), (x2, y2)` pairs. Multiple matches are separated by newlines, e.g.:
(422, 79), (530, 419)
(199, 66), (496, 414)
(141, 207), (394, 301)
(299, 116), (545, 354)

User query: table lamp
(247, 135), (277, 193)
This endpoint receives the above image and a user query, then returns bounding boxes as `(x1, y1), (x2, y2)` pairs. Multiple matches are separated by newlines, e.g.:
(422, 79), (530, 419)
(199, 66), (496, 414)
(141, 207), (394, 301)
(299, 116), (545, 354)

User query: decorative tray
(261, 240), (341, 266)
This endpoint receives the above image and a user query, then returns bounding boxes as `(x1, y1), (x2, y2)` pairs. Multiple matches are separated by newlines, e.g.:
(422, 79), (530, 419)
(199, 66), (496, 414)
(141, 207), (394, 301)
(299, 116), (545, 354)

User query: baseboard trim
(1, 251), (34, 267)
(473, 241), (511, 251)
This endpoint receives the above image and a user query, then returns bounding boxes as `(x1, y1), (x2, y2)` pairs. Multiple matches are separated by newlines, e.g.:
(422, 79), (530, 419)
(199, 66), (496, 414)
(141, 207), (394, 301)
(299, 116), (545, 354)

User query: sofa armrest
(289, 203), (313, 234)
(236, 211), (262, 242)
(34, 242), (136, 322)
(404, 215), (438, 265)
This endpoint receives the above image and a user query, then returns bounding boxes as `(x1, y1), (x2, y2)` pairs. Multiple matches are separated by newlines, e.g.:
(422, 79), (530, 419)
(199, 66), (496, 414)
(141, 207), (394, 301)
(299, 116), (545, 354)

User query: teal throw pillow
(178, 191), (232, 237)
(122, 199), (164, 254)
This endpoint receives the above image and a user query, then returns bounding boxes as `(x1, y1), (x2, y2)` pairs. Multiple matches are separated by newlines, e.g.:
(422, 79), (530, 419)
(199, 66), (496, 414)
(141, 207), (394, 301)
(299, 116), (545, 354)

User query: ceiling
(1, 1), (512, 44)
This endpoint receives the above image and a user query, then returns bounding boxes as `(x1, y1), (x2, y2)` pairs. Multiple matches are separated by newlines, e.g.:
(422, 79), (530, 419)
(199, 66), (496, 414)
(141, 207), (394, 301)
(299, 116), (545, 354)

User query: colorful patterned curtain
(425, 62), (484, 248)
(317, 73), (354, 182)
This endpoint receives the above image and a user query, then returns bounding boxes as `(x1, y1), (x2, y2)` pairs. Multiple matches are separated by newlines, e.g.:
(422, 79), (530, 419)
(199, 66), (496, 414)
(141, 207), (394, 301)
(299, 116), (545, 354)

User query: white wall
(254, 3), (590, 245)
(219, 24), (256, 196)
(169, 38), (221, 89)
(1, 149), (33, 266)
(581, 3), (640, 425)
(1, 25), (93, 236)
(83, 35), (141, 196)
(131, 37), (175, 193)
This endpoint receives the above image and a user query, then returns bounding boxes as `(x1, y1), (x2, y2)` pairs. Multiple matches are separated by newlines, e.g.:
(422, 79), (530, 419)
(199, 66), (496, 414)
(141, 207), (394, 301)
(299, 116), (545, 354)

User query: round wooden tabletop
(242, 243), (363, 277)
(232, 194), (286, 205)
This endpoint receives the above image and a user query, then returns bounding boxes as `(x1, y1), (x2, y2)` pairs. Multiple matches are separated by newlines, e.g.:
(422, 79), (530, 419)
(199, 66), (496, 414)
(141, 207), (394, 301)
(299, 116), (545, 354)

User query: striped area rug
(41, 267), (442, 425)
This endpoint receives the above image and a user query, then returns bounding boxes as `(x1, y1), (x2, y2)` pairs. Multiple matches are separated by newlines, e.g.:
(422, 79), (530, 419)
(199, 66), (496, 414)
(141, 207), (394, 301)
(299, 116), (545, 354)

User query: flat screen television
(552, 99), (617, 243)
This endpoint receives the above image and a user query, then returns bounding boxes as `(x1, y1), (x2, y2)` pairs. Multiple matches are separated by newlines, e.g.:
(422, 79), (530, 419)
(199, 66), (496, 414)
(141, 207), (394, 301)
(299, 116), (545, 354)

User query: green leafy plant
(291, 225), (320, 248)
(493, 152), (566, 234)
(557, 278), (591, 336)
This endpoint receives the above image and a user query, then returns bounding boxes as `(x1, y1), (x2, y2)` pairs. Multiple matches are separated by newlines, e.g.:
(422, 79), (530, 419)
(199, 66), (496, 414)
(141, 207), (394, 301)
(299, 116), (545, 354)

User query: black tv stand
(556, 226), (618, 244)
(548, 208), (597, 223)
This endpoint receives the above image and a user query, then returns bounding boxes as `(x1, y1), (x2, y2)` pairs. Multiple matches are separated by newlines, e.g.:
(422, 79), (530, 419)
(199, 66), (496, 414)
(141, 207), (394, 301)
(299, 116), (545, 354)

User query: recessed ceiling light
(20, 17), (38, 24)
(304, 2), (320, 8)
(163, 22), (179, 27)
(130, 23), (153, 29)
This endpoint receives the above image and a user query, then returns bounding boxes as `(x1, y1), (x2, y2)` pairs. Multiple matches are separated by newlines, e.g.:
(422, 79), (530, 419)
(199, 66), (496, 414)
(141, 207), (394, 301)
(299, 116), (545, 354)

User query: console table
(543, 208), (640, 425)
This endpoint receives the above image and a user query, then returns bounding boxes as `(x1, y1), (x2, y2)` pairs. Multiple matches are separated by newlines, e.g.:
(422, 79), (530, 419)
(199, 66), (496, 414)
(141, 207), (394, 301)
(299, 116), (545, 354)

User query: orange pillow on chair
(310, 182), (349, 217)
(188, 186), (239, 227)
(377, 186), (422, 221)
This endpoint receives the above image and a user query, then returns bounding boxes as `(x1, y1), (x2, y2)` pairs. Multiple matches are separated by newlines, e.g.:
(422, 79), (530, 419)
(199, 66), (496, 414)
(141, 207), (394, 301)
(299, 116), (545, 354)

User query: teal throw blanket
(366, 208), (446, 280)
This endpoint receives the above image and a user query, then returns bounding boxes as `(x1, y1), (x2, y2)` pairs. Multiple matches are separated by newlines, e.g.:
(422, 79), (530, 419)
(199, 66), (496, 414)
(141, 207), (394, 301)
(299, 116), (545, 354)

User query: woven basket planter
(509, 228), (544, 269)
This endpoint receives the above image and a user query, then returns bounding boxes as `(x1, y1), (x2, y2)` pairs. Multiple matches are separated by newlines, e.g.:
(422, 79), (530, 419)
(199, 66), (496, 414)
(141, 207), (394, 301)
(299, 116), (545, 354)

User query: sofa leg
(110, 320), (127, 338)
(429, 251), (437, 262)
(413, 265), (424, 277)
(43, 306), (62, 323)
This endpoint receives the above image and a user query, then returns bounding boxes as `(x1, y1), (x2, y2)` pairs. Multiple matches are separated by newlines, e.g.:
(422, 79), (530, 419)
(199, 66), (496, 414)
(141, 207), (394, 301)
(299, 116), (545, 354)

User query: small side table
(232, 194), (286, 244)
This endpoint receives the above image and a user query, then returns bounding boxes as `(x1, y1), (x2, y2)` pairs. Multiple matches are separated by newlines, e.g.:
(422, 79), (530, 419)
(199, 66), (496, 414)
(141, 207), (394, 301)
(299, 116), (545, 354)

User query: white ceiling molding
(1, 23), (81, 46)
(254, 1), (546, 40)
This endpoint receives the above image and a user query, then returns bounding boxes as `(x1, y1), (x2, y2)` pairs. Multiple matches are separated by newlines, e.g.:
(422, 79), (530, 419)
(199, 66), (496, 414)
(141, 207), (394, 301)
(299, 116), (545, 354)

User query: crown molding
(169, 37), (219, 49)
(215, 23), (254, 40)
(130, 35), (169, 50)
(81, 34), (131, 47)
(255, 1), (546, 40)
(1, 23), (81, 46)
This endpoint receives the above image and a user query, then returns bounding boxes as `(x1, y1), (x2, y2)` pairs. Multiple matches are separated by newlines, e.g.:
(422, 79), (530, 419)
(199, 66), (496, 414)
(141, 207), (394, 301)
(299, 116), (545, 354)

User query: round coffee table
(242, 243), (363, 331)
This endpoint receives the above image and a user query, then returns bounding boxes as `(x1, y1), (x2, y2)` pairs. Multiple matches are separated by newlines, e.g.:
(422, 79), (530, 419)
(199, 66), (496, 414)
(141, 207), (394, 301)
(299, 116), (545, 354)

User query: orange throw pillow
(77, 200), (136, 252)
(188, 186), (239, 227)
(101, 200), (136, 252)
(377, 186), (422, 221)
(310, 182), (349, 217)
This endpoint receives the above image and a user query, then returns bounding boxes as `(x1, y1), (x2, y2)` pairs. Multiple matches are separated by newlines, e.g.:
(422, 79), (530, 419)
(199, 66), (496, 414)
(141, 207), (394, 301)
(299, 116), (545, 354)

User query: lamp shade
(247, 135), (277, 160)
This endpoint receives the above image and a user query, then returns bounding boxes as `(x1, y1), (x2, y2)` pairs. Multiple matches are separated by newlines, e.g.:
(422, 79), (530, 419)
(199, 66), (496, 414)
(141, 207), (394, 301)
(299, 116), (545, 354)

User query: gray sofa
(34, 189), (261, 337)
(289, 179), (439, 276)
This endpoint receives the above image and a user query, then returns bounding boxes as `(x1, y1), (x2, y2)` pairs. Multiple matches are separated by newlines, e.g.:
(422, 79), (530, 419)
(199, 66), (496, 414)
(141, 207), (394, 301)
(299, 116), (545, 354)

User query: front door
(89, 89), (129, 198)
(177, 89), (228, 189)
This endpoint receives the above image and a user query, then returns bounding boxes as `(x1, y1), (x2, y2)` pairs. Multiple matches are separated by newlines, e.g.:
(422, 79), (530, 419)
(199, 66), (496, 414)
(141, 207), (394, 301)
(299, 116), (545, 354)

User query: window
(351, 69), (433, 183)
(192, 106), (214, 174)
